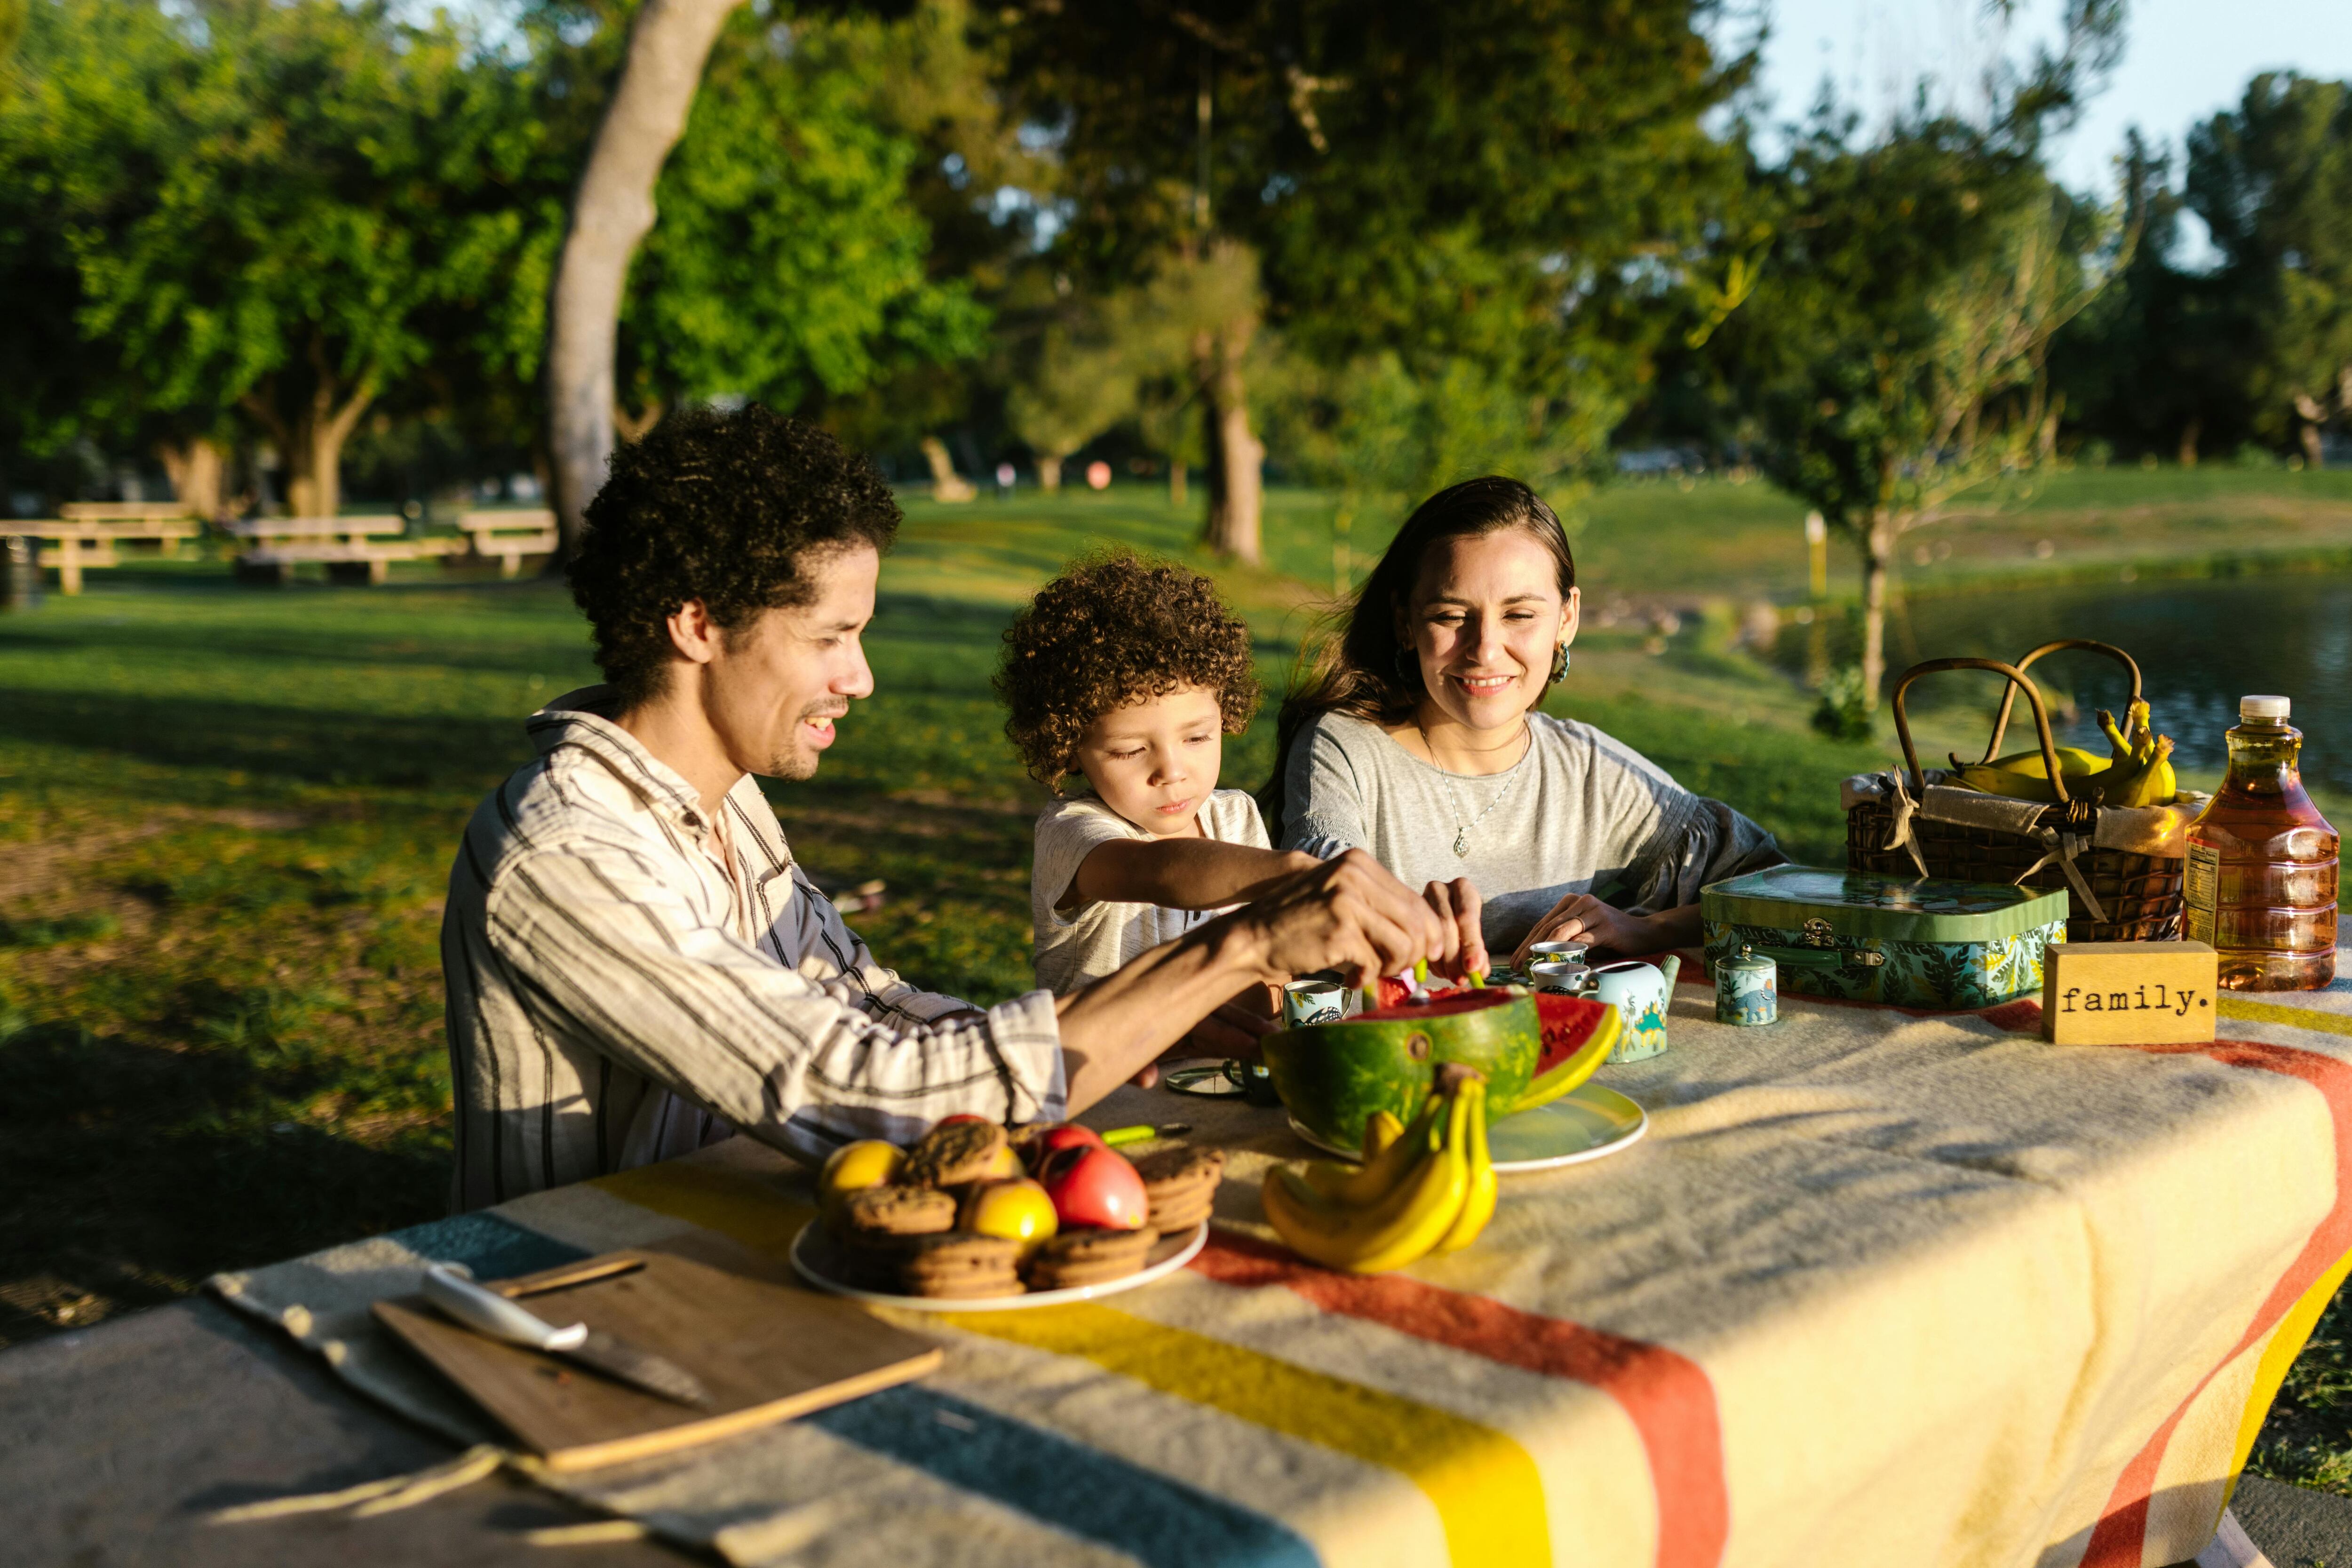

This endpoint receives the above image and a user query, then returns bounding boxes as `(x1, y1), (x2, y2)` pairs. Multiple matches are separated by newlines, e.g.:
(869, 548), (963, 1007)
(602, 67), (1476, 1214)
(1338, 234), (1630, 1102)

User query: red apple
(1021, 1122), (1105, 1171)
(934, 1113), (992, 1129)
(1038, 1146), (1149, 1231)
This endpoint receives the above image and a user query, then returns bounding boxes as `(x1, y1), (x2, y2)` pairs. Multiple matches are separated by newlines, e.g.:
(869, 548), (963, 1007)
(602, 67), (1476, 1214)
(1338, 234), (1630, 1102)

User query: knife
(421, 1263), (713, 1408)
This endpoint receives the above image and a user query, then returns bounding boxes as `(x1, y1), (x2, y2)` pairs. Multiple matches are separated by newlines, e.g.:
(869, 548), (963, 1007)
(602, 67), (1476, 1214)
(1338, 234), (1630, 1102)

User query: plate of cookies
(794, 1115), (1226, 1310)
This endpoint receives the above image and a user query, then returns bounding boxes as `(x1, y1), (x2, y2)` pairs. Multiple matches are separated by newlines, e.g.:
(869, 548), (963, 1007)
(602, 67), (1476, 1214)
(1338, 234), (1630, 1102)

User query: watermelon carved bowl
(1260, 988), (1622, 1154)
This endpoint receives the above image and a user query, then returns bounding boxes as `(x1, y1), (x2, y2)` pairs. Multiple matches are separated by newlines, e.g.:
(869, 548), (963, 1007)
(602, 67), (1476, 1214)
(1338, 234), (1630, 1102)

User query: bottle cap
(2241, 695), (2291, 721)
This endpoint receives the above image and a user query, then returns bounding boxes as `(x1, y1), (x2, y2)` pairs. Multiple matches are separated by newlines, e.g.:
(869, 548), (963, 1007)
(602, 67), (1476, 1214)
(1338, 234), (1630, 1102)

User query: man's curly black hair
(567, 405), (899, 708)
(995, 552), (1262, 795)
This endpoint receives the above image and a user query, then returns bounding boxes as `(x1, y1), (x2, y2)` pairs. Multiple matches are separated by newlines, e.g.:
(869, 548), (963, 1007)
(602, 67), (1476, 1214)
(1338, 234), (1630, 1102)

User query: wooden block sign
(2041, 941), (2217, 1046)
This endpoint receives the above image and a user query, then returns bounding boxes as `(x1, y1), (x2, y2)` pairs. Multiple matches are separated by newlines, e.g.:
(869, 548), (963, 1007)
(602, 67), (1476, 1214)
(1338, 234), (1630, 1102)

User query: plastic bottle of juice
(2183, 695), (2339, 991)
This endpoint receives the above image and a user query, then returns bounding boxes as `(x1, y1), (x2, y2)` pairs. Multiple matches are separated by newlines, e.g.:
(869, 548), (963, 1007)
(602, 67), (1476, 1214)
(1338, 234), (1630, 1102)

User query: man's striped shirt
(440, 689), (1064, 1211)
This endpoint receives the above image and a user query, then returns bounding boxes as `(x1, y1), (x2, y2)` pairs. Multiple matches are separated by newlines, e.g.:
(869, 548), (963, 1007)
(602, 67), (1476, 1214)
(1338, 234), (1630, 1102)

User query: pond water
(1769, 572), (2352, 795)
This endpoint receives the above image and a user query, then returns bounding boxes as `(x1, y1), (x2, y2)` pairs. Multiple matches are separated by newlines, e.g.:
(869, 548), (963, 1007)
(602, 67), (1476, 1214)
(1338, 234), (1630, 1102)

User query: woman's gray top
(1279, 710), (1786, 951)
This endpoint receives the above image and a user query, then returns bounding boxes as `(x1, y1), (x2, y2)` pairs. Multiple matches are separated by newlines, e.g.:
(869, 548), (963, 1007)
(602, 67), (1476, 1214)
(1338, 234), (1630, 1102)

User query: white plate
(1287, 1082), (1648, 1174)
(790, 1220), (1208, 1313)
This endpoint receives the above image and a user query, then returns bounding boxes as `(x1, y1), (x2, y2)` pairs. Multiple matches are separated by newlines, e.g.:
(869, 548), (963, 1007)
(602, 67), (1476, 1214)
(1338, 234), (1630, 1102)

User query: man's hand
(1421, 877), (1488, 979)
(1243, 849), (1450, 985)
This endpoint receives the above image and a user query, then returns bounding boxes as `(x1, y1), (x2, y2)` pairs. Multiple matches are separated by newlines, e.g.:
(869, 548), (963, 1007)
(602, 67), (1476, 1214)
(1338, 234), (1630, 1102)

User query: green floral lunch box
(1700, 866), (2070, 1011)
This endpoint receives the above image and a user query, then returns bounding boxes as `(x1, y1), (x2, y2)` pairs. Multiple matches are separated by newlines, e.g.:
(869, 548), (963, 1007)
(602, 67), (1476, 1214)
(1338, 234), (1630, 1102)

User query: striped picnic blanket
(210, 953), (2352, 1568)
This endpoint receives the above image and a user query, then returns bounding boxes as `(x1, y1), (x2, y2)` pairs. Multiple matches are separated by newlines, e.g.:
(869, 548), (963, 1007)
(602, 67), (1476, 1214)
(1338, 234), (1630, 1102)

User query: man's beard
(766, 704), (844, 781)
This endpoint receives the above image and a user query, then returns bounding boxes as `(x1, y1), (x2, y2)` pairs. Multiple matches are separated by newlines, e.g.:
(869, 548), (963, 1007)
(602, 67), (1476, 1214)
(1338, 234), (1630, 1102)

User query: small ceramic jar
(1714, 945), (1777, 1026)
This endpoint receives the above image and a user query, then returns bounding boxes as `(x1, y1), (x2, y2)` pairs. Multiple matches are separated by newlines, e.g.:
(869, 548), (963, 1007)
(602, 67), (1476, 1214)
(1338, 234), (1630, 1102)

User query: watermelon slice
(1516, 994), (1622, 1111)
(1260, 989), (1539, 1154)
(1373, 974), (1472, 1009)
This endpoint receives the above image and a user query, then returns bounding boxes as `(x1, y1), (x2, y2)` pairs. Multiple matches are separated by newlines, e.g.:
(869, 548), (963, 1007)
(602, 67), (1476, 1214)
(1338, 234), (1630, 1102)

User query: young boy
(997, 554), (1318, 998)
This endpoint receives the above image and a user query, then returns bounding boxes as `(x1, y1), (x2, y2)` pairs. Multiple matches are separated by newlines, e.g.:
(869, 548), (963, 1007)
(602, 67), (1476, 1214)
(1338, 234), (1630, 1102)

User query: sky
(1740, 0), (2352, 199)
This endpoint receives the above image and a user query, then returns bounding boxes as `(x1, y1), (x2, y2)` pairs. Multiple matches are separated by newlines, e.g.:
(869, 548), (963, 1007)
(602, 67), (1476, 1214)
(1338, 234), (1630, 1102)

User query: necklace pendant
(1453, 829), (1469, 857)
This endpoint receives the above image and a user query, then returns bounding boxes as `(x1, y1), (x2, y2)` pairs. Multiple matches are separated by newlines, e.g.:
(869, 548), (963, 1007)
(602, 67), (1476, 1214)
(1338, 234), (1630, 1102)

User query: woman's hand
(1514, 896), (1700, 967)
(1421, 877), (1488, 979)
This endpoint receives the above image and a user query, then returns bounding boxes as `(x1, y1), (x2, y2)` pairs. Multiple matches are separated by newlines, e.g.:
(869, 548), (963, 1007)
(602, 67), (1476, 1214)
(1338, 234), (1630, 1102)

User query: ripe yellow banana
(1979, 745), (2110, 779)
(2098, 708), (2132, 761)
(1432, 1078), (1495, 1254)
(1300, 1098), (1441, 1204)
(2100, 734), (2176, 808)
(1263, 1079), (1474, 1273)
(1361, 1110), (1406, 1160)
(1951, 763), (2069, 801)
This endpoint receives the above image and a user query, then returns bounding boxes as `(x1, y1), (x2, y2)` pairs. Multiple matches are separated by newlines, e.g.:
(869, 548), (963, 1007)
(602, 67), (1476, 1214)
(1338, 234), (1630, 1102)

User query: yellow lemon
(819, 1139), (904, 1218)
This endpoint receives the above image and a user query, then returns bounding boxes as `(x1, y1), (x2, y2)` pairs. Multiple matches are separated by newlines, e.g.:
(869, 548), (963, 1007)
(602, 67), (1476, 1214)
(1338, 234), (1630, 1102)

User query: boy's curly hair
(996, 553), (1262, 795)
(566, 405), (899, 708)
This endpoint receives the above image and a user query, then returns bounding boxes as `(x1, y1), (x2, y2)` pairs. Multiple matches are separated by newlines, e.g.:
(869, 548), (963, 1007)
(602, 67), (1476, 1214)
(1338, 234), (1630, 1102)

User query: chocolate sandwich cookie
(903, 1120), (1011, 1189)
(1023, 1226), (1155, 1291)
(837, 1183), (960, 1288)
(1132, 1145), (1224, 1235)
(843, 1183), (958, 1236)
(898, 1232), (1023, 1299)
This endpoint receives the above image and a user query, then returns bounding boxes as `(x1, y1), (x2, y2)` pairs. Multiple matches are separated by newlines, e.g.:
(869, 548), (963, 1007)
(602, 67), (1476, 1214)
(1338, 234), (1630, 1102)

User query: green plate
(1288, 1082), (1646, 1174)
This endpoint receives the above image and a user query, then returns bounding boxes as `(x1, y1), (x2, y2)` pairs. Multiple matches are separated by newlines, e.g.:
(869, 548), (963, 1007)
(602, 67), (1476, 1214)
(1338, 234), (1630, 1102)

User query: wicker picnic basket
(1844, 640), (2193, 943)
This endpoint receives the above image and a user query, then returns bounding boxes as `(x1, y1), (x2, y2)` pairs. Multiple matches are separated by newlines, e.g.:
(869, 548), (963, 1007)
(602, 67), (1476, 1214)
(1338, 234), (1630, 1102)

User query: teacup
(1592, 960), (1671, 1061)
(1281, 975), (1348, 1028)
(1528, 957), (1593, 994)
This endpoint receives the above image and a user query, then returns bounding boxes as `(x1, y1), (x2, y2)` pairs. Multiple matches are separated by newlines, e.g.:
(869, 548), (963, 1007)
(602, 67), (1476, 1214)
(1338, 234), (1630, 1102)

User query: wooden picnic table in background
(224, 516), (465, 585)
(222, 511), (557, 584)
(456, 509), (558, 577)
(25, 503), (202, 594)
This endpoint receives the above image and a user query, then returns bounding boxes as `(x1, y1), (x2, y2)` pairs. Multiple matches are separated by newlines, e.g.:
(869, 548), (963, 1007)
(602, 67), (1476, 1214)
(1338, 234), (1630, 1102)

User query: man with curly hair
(440, 406), (1458, 1208)
(1000, 556), (1322, 1038)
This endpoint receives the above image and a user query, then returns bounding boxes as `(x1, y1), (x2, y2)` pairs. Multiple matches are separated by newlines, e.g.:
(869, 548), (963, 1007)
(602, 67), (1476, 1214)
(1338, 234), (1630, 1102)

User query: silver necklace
(1418, 721), (1529, 856)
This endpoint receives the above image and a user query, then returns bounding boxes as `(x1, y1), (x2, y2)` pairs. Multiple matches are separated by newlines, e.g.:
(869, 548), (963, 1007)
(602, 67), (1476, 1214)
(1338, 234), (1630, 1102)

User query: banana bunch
(1261, 1066), (1496, 1273)
(1948, 697), (2177, 808)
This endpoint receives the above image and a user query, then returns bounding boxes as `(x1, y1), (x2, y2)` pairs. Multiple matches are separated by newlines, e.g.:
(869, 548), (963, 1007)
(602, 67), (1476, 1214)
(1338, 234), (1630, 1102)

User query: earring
(1549, 645), (1570, 684)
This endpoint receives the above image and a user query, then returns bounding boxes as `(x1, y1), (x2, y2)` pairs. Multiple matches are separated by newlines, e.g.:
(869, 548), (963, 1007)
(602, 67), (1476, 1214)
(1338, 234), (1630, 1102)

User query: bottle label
(2184, 842), (2219, 944)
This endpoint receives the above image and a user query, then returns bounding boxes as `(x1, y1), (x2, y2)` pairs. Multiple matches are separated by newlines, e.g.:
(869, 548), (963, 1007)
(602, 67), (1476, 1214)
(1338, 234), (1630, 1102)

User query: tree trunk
(240, 347), (375, 520)
(545, 0), (747, 564)
(920, 435), (975, 501)
(157, 437), (223, 520)
(1198, 319), (1262, 564)
(1168, 459), (1186, 509)
(1860, 509), (1894, 711)
(2178, 417), (2201, 468)
(1036, 454), (1064, 494)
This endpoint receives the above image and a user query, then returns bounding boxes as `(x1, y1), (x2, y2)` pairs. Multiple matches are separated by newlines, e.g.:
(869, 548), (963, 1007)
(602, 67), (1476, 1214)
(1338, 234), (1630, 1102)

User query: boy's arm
(1067, 838), (1322, 912)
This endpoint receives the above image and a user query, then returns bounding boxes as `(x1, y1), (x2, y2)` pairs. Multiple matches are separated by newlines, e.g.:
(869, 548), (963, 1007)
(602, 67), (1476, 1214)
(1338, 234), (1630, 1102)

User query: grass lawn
(4, 467), (2352, 1496)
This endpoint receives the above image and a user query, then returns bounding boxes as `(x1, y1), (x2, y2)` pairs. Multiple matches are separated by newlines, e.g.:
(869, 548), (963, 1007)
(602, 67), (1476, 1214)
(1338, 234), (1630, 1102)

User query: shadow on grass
(0, 1012), (446, 1343)
(0, 688), (532, 792)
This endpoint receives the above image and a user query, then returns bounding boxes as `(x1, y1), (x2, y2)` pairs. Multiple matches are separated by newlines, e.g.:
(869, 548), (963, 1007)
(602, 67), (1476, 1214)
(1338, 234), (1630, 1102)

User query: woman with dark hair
(1265, 476), (1785, 966)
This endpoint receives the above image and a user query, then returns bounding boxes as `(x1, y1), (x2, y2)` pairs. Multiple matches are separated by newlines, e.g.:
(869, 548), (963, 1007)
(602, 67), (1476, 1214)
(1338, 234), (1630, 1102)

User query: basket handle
(1891, 657), (2071, 803)
(1979, 639), (2145, 765)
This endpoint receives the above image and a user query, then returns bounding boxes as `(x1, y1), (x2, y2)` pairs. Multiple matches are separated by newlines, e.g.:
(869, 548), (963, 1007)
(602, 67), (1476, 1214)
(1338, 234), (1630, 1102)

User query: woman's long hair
(1260, 477), (1576, 839)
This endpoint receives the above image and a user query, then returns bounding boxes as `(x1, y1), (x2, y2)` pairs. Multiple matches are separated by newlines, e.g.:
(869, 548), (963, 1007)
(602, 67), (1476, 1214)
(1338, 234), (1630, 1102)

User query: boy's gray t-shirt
(1280, 711), (1785, 952)
(1030, 788), (1272, 995)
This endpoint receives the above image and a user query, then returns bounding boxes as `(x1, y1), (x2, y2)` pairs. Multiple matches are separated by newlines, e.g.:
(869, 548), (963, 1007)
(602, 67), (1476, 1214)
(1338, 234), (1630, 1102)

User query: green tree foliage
(0, 0), (538, 517)
(607, 4), (992, 433)
(1732, 121), (2122, 703)
(0, 0), (994, 513)
(2185, 72), (2352, 467)
(1721, 2), (2128, 706)
(1004, 302), (1137, 492)
(1007, 0), (1750, 548)
(2048, 133), (2246, 465)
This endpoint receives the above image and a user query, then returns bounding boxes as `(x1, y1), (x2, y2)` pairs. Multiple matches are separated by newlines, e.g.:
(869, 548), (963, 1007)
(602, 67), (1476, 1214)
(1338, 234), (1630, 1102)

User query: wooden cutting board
(373, 1239), (941, 1470)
